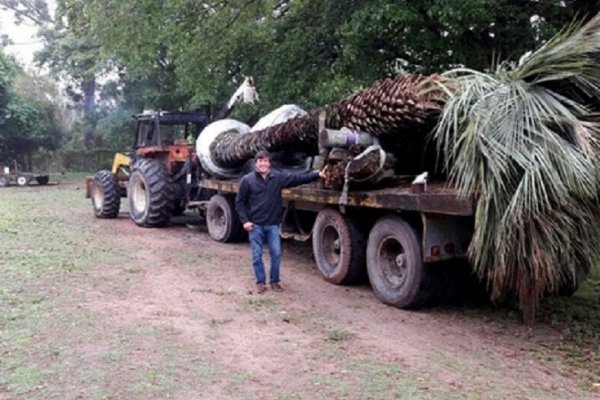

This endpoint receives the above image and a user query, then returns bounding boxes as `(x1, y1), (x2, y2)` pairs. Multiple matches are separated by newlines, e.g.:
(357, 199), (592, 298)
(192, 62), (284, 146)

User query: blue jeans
(248, 224), (281, 284)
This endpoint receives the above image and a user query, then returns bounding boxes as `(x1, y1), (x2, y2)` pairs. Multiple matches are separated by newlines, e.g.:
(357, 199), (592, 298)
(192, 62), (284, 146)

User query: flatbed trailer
(199, 177), (475, 308)
(0, 171), (50, 187)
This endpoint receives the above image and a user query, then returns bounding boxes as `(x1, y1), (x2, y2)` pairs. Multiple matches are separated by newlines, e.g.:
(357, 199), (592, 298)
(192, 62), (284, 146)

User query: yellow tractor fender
(85, 152), (132, 198)
(112, 152), (131, 175)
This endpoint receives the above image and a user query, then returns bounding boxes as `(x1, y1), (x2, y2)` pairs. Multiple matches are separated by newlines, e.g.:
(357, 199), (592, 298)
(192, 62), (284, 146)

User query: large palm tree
(434, 14), (600, 321)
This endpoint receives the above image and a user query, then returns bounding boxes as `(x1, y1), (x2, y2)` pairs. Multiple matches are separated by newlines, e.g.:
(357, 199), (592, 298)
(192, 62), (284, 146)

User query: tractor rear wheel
(91, 170), (120, 218)
(0, 176), (8, 187)
(128, 159), (174, 227)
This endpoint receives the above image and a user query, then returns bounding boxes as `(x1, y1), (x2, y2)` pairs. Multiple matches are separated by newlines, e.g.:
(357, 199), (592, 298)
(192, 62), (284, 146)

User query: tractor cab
(132, 110), (210, 170)
(133, 110), (210, 149)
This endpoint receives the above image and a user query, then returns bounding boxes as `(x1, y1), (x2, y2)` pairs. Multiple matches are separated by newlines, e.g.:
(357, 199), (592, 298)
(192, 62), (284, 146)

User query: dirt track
(83, 208), (597, 399)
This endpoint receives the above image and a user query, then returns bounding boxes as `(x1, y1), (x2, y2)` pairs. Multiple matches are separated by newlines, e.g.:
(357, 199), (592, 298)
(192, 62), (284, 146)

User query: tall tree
(0, 49), (63, 169)
(72, 0), (593, 113)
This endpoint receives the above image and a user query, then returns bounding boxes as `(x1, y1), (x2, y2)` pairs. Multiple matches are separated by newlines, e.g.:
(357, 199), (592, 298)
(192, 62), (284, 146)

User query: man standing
(235, 150), (325, 294)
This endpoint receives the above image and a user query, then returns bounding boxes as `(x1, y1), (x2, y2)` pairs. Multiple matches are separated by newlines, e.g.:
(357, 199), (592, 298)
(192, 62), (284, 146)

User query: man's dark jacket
(235, 169), (320, 225)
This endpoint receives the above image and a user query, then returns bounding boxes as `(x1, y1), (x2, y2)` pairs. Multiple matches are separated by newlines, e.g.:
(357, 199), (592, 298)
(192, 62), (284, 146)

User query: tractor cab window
(159, 122), (199, 145)
(136, 122), (157, 147)
(159, 123), (187, 145)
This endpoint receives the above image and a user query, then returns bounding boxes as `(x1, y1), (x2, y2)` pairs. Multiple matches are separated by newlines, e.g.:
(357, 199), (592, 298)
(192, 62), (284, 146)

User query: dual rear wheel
(312, 209), (431, 308)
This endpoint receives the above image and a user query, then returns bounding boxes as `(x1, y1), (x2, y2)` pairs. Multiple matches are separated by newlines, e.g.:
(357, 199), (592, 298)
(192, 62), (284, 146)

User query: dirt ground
(2, 180), (599, 399)
(76, 191), (600, 399)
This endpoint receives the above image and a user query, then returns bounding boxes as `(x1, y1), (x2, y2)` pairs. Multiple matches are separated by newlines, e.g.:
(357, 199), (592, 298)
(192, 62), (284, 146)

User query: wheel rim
(0, 177), (7, 186)
(91, 184), (104, 209)
(17, 176), (27, 186)
(209, 205), (226, 238)
(322, 224), (341, 269)
(378, 235), (407, 289)
(130, 175), (148, 214)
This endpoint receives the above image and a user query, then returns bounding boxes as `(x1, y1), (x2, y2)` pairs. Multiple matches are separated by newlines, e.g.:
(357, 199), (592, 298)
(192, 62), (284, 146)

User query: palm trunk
(209, 74), (448, 170)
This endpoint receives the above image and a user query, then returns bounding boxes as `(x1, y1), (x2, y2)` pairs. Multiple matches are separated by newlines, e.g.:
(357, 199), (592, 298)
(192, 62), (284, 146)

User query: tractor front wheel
(91, 170), (120, 218)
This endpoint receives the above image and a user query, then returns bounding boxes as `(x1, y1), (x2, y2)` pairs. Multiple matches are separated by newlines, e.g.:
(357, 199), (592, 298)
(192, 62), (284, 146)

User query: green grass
(326, 328), (354, 342)
(1, 183), (599, 400)
(537, 264), (600, 368)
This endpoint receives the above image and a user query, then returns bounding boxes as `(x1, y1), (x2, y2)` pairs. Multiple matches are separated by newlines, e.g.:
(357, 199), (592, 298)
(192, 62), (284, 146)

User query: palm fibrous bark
(210, 74), (448, 171)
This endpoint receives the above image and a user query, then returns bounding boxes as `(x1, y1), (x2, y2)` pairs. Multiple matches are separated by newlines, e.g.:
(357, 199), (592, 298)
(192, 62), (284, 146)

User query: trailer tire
(206, 194), (245, 242)
(35, 175), (50, 185)
(366, 215), (431, 308)
(0, 176), (8, 187)
(16, 174), (30, 186)
(312, 208), (365, 284)
(91, 170), (121, 218)
(128, 159), (173, 227)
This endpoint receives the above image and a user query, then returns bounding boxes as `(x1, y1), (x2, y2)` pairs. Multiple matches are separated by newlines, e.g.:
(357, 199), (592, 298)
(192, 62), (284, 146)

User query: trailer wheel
(366, 215), (431, 308)
(206, 194), (245, 242)
(35, 175), (50, 185)
(128, 159), (174, 227)
(0, 176), (8, 187)
(16, 175), (30, 186)
(312, 208), (365, 284)
(91, 170), (120, 218)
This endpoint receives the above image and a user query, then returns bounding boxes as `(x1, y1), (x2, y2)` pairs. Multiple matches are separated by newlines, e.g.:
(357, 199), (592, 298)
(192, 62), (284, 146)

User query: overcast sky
(0, 1), (56, 69)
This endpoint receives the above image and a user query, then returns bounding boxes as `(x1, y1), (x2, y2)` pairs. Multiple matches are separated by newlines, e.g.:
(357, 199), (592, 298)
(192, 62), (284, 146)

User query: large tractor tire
(0, 176), (9, 187)
(128, 159), (174, 227)
(91, 170), (121, 218)
(366, 215), (432, 308)
(312, 208), (366, 284)
(206, 194), (245, 242)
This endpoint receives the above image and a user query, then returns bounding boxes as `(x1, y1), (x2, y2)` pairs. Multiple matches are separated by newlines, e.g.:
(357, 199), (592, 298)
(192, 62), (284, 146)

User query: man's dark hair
(254, 150), (272, 161)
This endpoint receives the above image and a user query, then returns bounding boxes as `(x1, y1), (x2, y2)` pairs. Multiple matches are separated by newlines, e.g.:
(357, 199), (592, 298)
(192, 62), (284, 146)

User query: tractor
(87, 77), (258, 227)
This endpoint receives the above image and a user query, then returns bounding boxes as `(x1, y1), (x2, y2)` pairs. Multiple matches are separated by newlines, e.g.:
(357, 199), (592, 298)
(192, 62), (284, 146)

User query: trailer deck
(199, 178), (474, 216)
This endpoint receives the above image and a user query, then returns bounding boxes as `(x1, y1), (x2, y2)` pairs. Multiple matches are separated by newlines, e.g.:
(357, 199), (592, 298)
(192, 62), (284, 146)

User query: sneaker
(256, 283), (267, 294)
(270, 282), (284, 292)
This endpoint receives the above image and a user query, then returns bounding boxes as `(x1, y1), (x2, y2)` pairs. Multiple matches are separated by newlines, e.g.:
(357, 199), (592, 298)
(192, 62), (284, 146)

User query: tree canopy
(59, 0), (595, 113)
(3, 0), (599, 153)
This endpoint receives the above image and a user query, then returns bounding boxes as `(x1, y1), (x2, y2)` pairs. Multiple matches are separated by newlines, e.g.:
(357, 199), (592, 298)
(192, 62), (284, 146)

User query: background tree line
(0, 0), (598, 170)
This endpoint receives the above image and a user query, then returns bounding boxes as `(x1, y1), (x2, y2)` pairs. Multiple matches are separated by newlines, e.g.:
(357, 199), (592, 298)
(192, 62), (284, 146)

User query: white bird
(412, 171), (428, 184)
(227, 76), (259, 108)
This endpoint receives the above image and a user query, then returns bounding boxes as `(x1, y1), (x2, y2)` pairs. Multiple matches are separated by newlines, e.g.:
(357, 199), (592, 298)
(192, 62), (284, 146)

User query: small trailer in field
(0, 168), (50, 187)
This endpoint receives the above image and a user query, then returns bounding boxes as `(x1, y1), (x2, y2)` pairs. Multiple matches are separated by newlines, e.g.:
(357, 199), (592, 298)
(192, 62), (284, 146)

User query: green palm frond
(434, 13), (600, 320)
